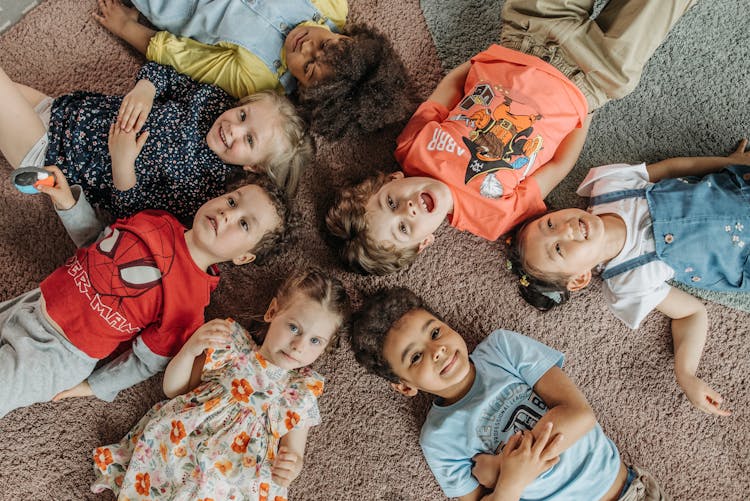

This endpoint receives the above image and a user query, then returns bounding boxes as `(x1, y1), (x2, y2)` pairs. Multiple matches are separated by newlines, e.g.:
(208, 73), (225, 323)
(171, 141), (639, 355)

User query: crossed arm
(459, 366), (596, 501)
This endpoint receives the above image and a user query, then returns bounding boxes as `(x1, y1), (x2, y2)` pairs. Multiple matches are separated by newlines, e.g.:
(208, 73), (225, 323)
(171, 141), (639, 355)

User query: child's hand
(271, 446), (304, 487)
(36, 166), (75, 210)
(679, 374), (732, 416)
(118, 79), (156, 133)
(472, 446), (504, 489)
(495, 424), (561, 495)
(108, 123), (148, 190)
(52, 380), (93, 401)
(181, 319), (232, 358)
(727, 138), (750, 165)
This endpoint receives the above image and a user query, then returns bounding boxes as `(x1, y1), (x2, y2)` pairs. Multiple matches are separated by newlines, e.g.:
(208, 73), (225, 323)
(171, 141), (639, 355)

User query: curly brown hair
(298, 24), (416, 140)
(350, 287), (433, 382)
(325, 172), (419, 275)
(224, 171), (298, 263)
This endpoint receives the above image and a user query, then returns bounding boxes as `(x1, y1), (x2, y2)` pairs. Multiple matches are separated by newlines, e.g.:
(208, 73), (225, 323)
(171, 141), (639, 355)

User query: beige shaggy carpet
(0, 0), (748, 500)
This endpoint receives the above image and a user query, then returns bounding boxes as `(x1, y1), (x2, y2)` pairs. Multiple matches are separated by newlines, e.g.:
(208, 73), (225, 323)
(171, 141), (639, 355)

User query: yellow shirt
(145, 0), (347, 98)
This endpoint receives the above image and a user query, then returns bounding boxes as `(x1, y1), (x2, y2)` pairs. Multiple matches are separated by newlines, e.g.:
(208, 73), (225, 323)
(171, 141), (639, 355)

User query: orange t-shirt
(395, 44), (588, 240)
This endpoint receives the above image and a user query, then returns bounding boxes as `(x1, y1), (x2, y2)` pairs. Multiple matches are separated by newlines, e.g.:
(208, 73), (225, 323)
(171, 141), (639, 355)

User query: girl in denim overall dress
(506, 139), (750, 418)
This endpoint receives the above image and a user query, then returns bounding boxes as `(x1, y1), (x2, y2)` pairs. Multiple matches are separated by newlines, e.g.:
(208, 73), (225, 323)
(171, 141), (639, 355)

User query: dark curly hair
(298, 24), (416, 140)
(325, 171), (419, 275)
(225, 171), (299, 264)
(350, 287), (435, 382)
(505, 219), (571, 311)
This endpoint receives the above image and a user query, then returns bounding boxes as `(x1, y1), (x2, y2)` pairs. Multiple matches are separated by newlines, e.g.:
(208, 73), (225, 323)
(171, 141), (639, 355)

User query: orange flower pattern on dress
(205, 347), (215, 363)
(231, 432), (251, 454)
(231, 378), (253, 403)
(259, 482), (270, 501)
(134, 472), (150, 496)
(255, 351), (268, 368)
(94, 447), (113, 472)
(306, 380), (324, 397)
(90, 320), (323, 500)
(214, 459), (233, 475)
(285, 411), (300, 430)
(204, 397), (221, 412)
(170, 420), (186, 444)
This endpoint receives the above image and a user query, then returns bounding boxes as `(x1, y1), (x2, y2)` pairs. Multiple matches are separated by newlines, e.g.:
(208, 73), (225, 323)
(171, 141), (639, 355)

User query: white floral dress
(91, 319), (324, 500)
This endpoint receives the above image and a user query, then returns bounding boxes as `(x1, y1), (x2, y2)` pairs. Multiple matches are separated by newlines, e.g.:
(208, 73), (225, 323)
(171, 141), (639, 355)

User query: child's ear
(232, 252), (257, 266)
(416, 234), (435, 253)
(263, 297), (279, 323)
(390, 380), (418, 397)
(566, 270), (592, 291)
(243, 165), (261, 173)
(387, 171), (405, 181)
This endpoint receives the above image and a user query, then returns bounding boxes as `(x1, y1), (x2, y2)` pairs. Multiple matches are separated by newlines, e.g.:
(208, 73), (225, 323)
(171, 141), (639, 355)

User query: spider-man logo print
(82, 216), (176, 312)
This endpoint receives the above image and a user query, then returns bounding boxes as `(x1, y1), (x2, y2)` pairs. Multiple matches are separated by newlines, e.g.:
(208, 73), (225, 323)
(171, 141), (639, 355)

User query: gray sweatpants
(0, 289), (97, 419)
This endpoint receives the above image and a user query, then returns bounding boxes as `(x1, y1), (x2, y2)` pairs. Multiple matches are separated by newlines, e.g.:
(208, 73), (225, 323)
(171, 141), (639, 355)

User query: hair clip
(505, 259), (513, 271)
(519, 275), (530, 287)
(505, 236), (513, 246)
(541, 291), (564, 304)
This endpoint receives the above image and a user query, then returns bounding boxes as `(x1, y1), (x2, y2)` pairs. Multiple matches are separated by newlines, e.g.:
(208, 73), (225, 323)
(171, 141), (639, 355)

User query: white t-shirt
(577, 163), (674, 329)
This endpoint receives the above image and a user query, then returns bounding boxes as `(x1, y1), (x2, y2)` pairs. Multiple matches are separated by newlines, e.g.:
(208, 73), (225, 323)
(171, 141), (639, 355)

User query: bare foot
(92, 0), (139, 37)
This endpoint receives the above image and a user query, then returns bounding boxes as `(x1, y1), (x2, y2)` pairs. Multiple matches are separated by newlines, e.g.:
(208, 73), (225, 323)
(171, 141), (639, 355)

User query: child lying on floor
(351, 287), (668, 500)
(505, 141), (750, 416)
(92, 269), (350, 500)
(0, 166), (290, 418)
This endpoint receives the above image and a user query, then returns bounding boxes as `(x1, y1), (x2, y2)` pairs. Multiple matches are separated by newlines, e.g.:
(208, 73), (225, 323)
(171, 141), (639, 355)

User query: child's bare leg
(15, 82), (49, 109)
(92, 0), (155, 56)
(0, 67), (47, 169)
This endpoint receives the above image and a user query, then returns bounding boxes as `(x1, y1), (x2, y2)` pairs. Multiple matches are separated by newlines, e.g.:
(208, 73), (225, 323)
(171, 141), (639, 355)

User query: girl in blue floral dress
(91, 268), (350, 500)
(0, 62), (311, 221)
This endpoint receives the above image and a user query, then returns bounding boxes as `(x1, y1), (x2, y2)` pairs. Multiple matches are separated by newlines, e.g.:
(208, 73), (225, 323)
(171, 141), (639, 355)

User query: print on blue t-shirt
(419, 330), (620, 500)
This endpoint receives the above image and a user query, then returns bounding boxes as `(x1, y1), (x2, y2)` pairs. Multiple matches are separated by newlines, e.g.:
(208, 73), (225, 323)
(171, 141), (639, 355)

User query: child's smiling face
(382, 308), (474, 404)
(521, 208), (606, 281)
(189, 184), (281, 268)
(365, 172), (453, 253)
(206, 98), (284, 170)
(259, 291), (340, 370)
(284, 25), (350, 88)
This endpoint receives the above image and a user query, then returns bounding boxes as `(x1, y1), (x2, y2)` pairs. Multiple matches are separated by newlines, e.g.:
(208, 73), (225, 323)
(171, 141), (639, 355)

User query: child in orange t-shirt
(326, 0), (696, 275)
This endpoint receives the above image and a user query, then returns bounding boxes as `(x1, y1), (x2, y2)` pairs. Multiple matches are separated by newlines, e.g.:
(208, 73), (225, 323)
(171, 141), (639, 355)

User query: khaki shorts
(18, 96), (53, 168)
(620, 465), (671, 501)
(500, 0), (697, 110)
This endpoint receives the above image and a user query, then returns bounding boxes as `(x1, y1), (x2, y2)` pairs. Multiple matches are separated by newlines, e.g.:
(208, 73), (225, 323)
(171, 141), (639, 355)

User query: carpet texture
(0, 1), (748, 500)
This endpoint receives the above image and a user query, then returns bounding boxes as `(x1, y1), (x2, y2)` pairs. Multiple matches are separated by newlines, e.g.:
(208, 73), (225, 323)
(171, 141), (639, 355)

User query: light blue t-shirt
(419, 330), (621, 500)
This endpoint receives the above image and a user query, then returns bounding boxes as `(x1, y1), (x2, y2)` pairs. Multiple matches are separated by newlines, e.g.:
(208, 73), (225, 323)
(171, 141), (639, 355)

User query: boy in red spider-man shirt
(0, 166), (290, 419)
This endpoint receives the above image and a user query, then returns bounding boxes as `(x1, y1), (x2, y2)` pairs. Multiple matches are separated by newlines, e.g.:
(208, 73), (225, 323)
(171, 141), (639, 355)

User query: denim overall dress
(132, 0), (339, 93)
(592, 165), (750, 291)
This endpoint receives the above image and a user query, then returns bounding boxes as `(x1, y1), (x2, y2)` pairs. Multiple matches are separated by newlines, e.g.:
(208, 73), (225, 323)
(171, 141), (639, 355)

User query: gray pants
(0, 289), (97, 419)
(501, 0), (698, 110)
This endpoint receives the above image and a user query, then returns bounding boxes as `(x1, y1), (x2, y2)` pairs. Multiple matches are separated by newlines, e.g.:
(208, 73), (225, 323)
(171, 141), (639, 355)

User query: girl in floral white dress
(91, 269), (350, 500)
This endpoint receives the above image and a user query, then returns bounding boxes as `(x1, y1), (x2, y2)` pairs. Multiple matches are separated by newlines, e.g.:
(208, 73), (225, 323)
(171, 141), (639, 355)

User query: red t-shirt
(40, 210), (220, 358)
(395, 44), (588, 240)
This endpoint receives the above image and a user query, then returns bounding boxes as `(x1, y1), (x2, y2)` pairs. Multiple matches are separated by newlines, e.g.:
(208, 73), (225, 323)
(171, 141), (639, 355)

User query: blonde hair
(238, 91), (313, 197)
(325, 172), (419, 275)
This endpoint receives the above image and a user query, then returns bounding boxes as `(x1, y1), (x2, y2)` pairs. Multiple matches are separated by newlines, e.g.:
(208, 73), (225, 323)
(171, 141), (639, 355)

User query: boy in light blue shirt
(351, 287), (669, 501)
